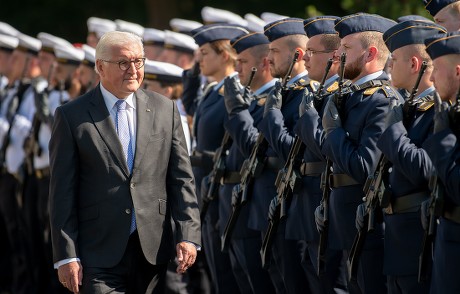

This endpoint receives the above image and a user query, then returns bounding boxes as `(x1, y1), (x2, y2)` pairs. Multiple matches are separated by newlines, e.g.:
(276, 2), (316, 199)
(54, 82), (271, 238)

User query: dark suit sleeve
(166, 101), (201, 246)
(49, 106), (79, 263)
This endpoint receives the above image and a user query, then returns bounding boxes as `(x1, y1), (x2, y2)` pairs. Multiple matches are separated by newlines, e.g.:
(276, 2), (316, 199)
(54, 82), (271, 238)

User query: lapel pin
(146, 109), (151, 112)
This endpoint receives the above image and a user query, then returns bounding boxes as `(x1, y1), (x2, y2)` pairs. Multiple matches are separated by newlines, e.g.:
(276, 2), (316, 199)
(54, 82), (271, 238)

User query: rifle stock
(200, 132), (233, 219)
(347, 155), (387, 284)
(221, 134), (268, 251)
(260, 136), (305, 268)
(418, 173), (444, 282)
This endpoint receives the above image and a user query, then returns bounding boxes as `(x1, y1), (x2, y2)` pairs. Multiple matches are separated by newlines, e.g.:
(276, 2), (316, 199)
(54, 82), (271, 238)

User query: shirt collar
(214, 72), (239, 91)
(253, 78), (277, 96)
(353, 70), (383, 86)
(100, 83), (135, 110)
(416, 86), (435, 99)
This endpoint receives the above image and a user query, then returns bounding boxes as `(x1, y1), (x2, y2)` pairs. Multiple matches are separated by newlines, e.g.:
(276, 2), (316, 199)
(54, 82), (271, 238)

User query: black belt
(35, 167), (50, 179)
(221, 171), (241, 184)
(329, 173), (360, 188)
(444, 205), (460, 224)
(384, 191), (430, 214)
(300, 161), (326, 176)
(190, 150), (215, 170)
(265, 157), (284, 171)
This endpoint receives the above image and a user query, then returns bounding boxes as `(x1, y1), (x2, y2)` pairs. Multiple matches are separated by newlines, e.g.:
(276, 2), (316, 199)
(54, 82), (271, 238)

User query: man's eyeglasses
(101, 58), (146, 71)
(305, 49), (336, 58)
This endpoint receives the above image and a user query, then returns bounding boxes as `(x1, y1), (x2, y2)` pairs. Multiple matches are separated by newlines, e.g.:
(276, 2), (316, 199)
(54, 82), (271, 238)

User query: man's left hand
(176, 242), (197, 274)
(322, 98), (341, 136)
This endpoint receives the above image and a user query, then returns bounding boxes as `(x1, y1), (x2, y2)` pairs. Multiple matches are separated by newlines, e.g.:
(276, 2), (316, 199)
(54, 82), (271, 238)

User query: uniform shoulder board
(327, 81), (339, 93)
(309, 80), (320, 92)
(363, 87), (380, 95)
(416, 94), (435, 111)
(417, 101), (434, 111)
(378, 85), (398, 98)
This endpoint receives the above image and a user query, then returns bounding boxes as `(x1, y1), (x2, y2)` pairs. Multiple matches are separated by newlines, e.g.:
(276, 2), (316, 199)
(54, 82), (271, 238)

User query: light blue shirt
(416, 86), (435, 99)
(253, 79), (277, 97)
(286, 71), (308, 87)
(100, 84), (137, 154)
(353, 71), (384, 86)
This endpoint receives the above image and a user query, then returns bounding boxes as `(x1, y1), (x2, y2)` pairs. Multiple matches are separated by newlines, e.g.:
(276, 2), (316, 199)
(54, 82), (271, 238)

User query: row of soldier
(0, 1), (460, 294)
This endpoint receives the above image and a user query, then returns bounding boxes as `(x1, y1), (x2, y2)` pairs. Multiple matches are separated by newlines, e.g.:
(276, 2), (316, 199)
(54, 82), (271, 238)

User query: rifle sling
(383, 191), (430, 214)
(300, 161), (326, 176)
(329, 173), (360, 188)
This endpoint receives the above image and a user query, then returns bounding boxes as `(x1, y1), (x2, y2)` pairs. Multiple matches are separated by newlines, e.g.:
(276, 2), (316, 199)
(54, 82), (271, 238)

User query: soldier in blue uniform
(221, 32), (277, 294)
(423, 31), (460, 294)
(260, 18), (319, 293)
(371, 20), (447, 293)
(297, 16), (349, 293)
(0, 33), (42, 294)
(189, 23), (248, 294)
(423, 0), (460, 32)
(315, 13), (402, 293)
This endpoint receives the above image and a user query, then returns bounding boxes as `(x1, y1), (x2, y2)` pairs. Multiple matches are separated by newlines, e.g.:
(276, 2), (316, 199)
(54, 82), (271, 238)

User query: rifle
(260, 54), (334, 268)
(201, 70), (257, 220)
(221, 133), (268, 250)
(282, 50), (300, 89)
(313, 58), (334, 110)
(200, 132), (232, 219)
(347, 155), (388, 291)
(317, 53), (347, 276)
(418, 172), (444, 282)
(333, 52), (347, 120)
(402, 61), (428, 127)
(260, 135), (305, 268)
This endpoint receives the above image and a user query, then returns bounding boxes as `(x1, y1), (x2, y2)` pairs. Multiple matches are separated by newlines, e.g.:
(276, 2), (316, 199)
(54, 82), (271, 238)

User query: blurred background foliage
(0, 0), (431, 43)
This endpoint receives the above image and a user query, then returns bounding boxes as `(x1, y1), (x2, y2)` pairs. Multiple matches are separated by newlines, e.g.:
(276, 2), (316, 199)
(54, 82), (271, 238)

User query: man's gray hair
(95, 31), (144, 74)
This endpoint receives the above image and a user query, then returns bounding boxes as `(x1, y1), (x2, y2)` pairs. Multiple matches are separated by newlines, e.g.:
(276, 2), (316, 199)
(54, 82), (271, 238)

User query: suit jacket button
(125, 208), (131, 214)
(130, 183), (135, 188)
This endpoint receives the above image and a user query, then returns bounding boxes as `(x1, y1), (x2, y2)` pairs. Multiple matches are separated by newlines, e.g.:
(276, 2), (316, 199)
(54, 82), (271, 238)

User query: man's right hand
(224, 76), (251, 115)
(355, 203), (367, 231)
(58, 261), (83, 293)
(314, 205), (325, 233)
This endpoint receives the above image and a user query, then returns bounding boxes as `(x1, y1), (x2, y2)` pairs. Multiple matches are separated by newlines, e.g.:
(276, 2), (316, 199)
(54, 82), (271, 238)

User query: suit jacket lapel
(88, 85), (130, 177)
(133, 89), (155, 170)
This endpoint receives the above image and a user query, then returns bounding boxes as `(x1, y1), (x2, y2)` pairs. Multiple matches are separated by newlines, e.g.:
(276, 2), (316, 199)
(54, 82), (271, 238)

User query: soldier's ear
(366, 46), (378, 62)
(295, 48), (304, 61)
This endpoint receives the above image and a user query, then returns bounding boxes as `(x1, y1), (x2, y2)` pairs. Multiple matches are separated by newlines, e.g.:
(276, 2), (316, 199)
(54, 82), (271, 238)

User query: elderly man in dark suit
(49, 31), (201, 294)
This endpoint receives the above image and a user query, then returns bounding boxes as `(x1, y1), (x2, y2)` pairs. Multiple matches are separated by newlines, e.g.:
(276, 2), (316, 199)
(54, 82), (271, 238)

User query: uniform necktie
(115, 99), (136, 233)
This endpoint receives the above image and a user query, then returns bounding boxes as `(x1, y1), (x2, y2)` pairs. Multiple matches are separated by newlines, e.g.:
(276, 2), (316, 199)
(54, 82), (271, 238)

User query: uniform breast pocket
(159, 199), (167, 215)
